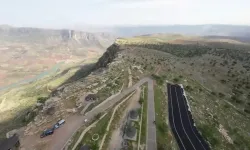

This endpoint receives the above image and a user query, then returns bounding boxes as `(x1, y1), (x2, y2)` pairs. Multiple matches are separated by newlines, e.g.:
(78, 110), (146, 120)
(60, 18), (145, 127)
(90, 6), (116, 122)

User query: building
(0, 135), (20, 150)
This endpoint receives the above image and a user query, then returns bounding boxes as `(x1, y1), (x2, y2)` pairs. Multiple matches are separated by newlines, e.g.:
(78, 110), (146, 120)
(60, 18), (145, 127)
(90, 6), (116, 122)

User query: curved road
(46, 77), (156, 150)
(167, 83), (210, 150)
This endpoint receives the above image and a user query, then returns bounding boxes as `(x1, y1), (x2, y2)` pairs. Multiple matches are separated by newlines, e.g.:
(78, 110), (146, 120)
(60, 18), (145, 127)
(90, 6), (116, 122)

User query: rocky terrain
(0, 25), (116, 88)
(1, 32), (250, 150)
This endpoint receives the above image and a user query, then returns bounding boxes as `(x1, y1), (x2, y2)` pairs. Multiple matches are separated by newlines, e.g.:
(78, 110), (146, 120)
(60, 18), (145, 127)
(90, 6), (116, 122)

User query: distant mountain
(0, 26), (116, 88)
(110, 25), (250, 38)
(0, 26), (116, 49)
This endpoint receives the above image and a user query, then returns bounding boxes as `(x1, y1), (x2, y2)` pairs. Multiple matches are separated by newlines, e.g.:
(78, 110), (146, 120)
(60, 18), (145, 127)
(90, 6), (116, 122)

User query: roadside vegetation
(75, 111), (112, 150)
(154, 83), (172, 150)
(163, 71), (250, 150)
(139, 85), (148, 148)
(101, 93), (133, 150)
(117, 35), (250, 149)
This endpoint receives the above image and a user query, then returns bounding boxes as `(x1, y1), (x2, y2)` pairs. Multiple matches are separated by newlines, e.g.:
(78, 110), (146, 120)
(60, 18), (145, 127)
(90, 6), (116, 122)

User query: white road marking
(180, 90), (207, 150)
(169, 85), (186, 150)
(174, 87), (196, 150)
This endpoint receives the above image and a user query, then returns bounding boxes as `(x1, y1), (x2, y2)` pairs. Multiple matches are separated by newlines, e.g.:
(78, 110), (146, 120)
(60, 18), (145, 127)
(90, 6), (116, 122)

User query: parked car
(40, 129), (54, 138)
(53, 119), (65, 129)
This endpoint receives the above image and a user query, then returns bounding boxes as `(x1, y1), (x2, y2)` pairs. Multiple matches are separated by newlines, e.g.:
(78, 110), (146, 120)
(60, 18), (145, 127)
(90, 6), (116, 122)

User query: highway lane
(146, 79), (157, 150)
(167, 83), (210, 150)
(46, 77), (155, 150)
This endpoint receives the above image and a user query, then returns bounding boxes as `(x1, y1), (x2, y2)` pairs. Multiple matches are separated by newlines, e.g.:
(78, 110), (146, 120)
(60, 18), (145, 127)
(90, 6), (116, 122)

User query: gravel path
(72, 113), (107, 150)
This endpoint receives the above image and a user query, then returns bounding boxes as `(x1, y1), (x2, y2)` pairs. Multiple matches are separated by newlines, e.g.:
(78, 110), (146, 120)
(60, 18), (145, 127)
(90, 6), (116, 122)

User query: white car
(84, 119), (88, 123)
(54, 119), (65, 129)
(58, 119), (65, 125)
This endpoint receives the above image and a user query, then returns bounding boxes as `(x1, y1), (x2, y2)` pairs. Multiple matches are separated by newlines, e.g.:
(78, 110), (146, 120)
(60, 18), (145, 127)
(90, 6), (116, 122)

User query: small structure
(85, 94), (97, 101)
(80, 145), (90, 150)
(124, 121), (137, 141)
(0, 135), (20, 150)
(129, 109), (139, 121)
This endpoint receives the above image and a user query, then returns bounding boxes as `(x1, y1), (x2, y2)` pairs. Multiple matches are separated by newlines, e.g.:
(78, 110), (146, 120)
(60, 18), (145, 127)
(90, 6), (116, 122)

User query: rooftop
(0, 135), (19, 150)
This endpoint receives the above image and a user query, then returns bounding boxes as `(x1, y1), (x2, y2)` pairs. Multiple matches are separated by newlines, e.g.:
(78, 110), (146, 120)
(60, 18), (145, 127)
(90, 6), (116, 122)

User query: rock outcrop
(95, 43), (120, 68)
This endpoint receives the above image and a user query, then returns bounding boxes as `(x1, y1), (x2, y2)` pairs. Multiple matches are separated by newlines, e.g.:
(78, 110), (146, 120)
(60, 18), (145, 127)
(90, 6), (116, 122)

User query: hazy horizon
(0, 0), (249, 29)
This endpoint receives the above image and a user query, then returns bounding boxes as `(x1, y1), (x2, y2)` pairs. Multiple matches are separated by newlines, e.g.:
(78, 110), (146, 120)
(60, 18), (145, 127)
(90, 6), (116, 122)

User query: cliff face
(95, 43), (120, 68)
(0, 26), (116, 48)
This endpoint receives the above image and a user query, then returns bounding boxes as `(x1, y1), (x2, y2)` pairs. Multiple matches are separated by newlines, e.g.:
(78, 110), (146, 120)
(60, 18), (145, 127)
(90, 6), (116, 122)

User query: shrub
(151, 74), (164, 85)
(138, 97), (144, 104)
(173, 78), (179, 83)
(211, 91), (216, 95)
(218, 93), (225, 98)
(185, 85), (193, 91)
(37, 97), (48, 104)
(244, 109), (250, 114)
(220, 79), (227, 84)
(223, 104), (230, 109)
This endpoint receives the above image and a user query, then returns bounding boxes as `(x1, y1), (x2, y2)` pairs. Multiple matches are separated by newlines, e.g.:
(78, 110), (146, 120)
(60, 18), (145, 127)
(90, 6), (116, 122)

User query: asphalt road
(146, 79), (157, 150)
(47, 77), (156, 150)
(167, 83), (210, 150)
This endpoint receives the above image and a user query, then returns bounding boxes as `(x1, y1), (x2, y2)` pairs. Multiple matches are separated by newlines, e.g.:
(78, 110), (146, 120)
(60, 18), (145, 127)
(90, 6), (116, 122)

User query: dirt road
(22, 77), (155, 150)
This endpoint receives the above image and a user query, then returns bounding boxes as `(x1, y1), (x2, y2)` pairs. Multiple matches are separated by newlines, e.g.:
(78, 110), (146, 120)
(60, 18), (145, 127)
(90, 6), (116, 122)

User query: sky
(0, 0), (249, 28)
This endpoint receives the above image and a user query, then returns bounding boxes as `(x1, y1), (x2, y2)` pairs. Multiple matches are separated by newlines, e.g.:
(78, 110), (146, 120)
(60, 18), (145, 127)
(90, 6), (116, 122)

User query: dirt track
(20, 77), (155, 150)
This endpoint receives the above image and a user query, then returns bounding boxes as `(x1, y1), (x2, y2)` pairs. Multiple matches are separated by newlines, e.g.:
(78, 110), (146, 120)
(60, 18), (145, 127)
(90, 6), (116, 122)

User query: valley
(0, 26), (115, 88)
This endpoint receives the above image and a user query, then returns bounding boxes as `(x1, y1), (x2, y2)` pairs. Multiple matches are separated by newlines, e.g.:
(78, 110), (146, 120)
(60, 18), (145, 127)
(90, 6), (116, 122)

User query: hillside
(114, 36), (250, 149)
(1, 34), (250, 150)
(92, 35), (250, 149)
(0, 26), (116, 88)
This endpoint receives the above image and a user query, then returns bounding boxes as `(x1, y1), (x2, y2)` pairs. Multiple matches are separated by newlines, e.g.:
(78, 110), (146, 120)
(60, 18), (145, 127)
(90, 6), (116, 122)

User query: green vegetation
(102, 93), (133, 150)
(140, 86), (148, 146)
(76, 112), (112, 150)
(151, 74), (164, 85)
(67, 125), (86, 150)
(121, 41), (212, 57)
(47, 67), (79, 89)
(154, 85), (170, 150)
(115, 36), (250, 149)
(198, 124), (220, 147)
(173, 77), (180, 83)
(37, 96), (48, 103)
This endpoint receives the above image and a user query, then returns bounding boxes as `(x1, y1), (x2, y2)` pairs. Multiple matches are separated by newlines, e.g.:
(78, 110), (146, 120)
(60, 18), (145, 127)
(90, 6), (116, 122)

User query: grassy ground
(75, 111), (112, 150)
(67, 125), (87, 150)
(47, 67), (79, 89)
(154, 84), (172, 150)
(0, 60), (96, 138)
(140, 85), (148, 148)
(101, 94), (132, 150)
(160, 71), (250, 150)
(84, 76), (124, 114)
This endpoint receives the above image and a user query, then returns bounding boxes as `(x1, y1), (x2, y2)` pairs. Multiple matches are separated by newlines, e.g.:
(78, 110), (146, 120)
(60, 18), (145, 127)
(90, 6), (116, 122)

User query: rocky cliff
(0, 26), (116, 48)
(94, 43), (120, 68)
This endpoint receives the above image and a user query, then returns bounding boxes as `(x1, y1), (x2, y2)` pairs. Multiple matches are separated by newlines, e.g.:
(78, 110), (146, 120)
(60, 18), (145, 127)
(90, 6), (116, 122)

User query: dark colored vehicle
(40, 129), (54, 138)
